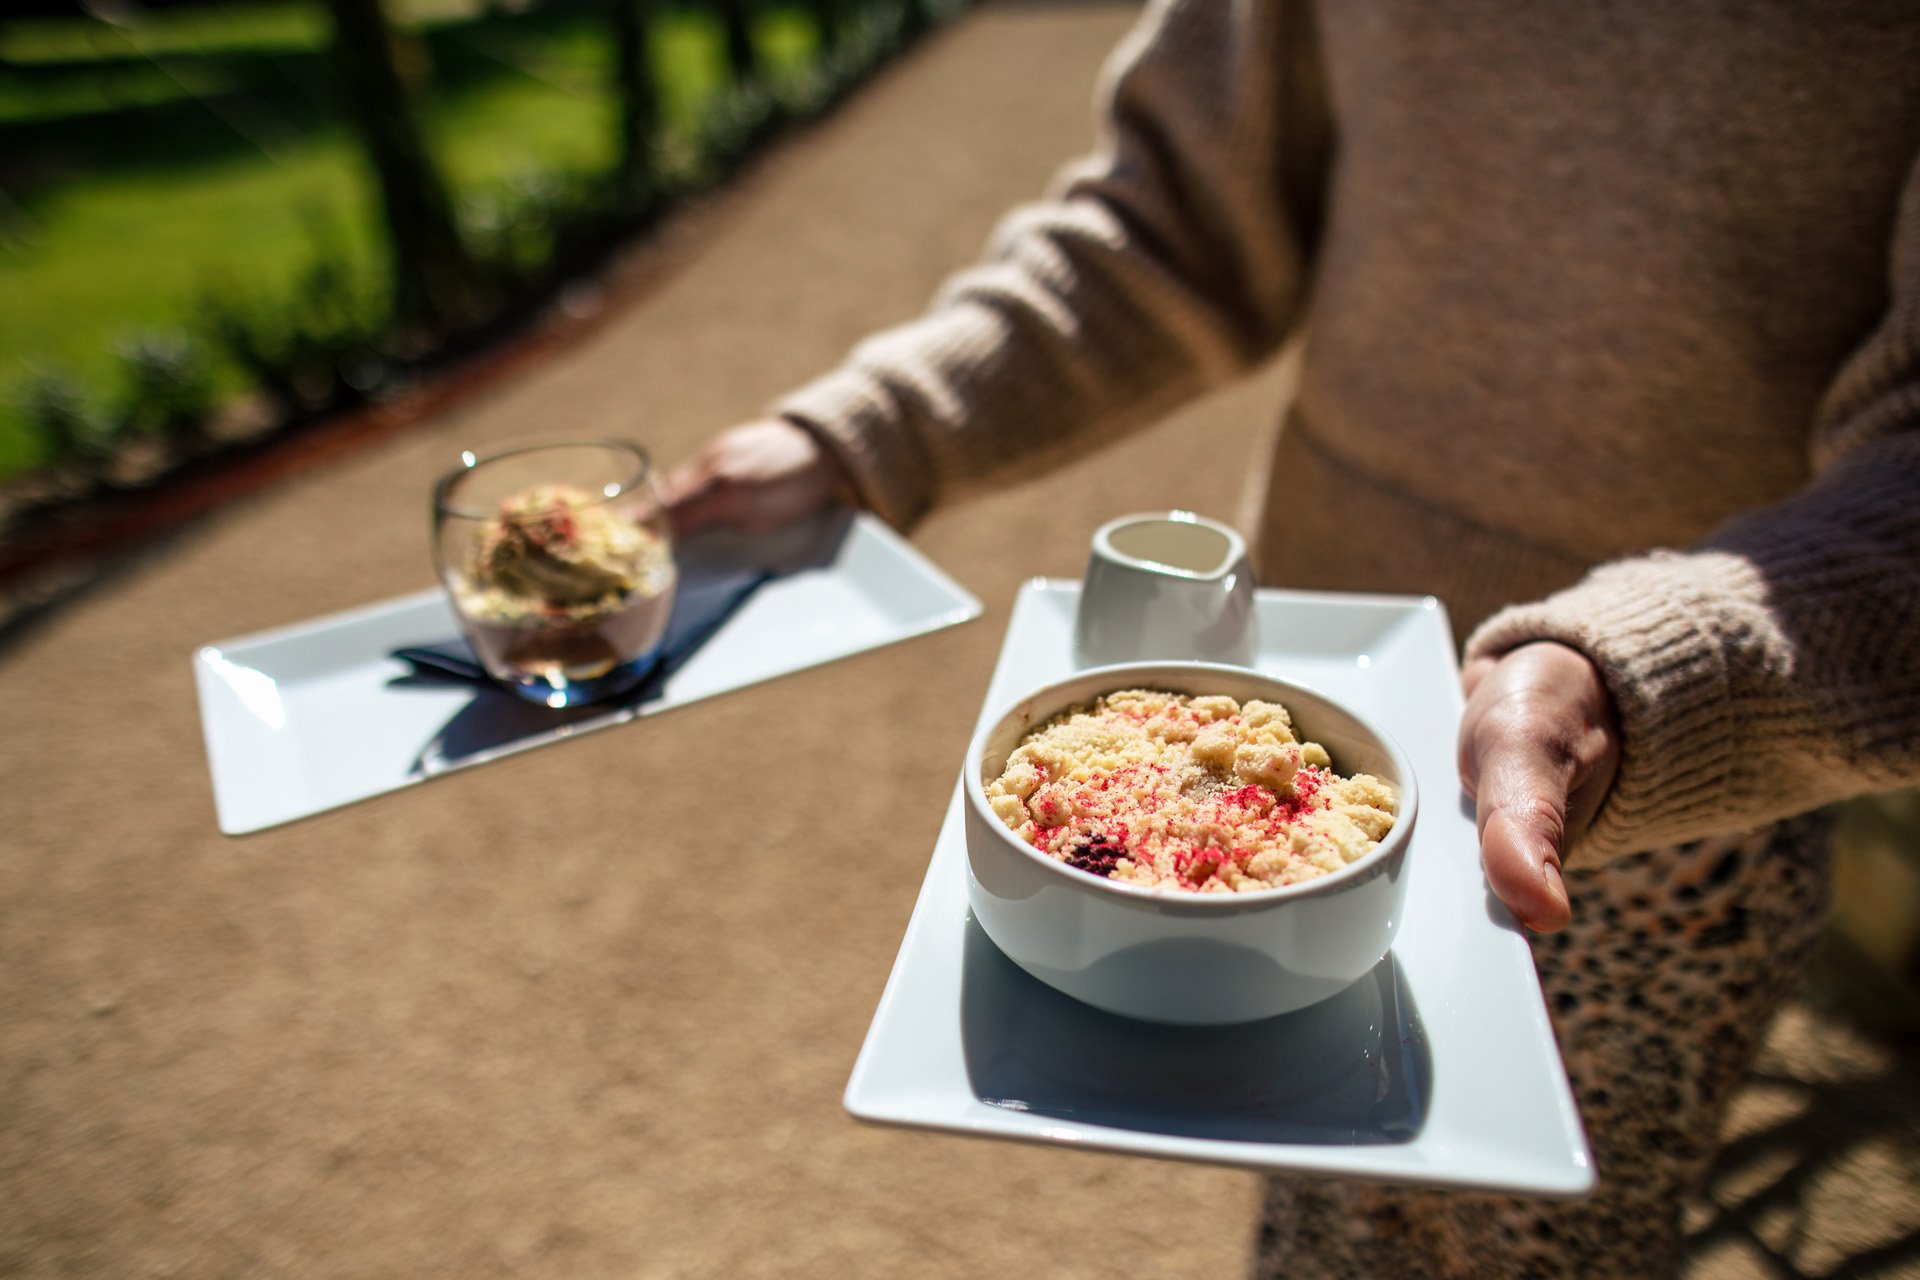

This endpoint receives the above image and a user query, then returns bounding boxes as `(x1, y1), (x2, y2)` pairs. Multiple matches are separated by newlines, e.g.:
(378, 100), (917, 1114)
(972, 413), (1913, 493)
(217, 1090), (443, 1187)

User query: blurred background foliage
(0, 0), (947, 488)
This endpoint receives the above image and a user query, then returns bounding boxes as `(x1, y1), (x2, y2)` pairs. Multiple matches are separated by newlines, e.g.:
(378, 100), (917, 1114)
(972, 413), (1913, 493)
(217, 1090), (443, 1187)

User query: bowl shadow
(959, 916), (1431, 1145)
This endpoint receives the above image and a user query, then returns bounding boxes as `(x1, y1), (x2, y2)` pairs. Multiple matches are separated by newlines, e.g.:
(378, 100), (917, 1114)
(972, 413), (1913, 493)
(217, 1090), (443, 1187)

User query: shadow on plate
(405, 687), (632, 775)
(391, 508), (856, 775)
(959, 917), (1431, 1145)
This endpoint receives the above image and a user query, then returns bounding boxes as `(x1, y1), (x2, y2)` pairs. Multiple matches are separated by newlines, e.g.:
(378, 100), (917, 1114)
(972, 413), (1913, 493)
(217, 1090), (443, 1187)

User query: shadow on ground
(1683, 989), (1920, 1280)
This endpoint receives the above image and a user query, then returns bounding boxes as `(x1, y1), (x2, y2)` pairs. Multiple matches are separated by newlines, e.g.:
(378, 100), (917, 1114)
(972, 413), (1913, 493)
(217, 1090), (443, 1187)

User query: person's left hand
(662, 418), (853, 537)
(1457, 641), (1621, 933)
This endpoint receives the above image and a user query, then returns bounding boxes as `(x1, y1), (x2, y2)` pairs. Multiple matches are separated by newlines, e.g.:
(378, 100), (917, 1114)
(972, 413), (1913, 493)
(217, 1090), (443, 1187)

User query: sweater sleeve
(1466, 148), (1920, 862)
(774, 0), (1330, 529)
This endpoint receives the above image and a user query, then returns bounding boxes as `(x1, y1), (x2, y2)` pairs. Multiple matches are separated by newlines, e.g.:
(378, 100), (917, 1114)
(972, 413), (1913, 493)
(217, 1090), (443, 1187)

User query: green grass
(0, 0), (506, 65)
(0, 63), (238, 126)
(0, 140), (377, 476)
(0, 3), (822, 479)
(0, 3), (328, 64)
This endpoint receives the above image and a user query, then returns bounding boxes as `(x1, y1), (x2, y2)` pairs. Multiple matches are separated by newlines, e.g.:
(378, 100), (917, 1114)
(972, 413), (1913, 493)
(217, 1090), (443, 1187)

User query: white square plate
(193, 512), (980, 835)
(844, 580), (1594, 1197)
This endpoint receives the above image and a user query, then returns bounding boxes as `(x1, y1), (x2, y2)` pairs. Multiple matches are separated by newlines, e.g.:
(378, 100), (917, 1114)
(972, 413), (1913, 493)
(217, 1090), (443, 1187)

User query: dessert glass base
(489, 649), (661, 708)
(461, 591), (674, 708)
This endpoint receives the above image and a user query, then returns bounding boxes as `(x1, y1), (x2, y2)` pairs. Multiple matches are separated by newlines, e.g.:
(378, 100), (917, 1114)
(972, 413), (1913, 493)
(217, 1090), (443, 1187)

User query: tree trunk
(901, 0), (931, 41)
(807, 0), (838, 55)
(714, 0), (759, 85)
(613, 0), (659, 206)
(325, 0), (483, 332)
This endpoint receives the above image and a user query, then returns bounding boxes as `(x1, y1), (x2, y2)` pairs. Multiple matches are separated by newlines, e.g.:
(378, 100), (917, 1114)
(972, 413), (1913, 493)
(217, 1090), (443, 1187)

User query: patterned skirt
(1251, 812), (1832, 1280)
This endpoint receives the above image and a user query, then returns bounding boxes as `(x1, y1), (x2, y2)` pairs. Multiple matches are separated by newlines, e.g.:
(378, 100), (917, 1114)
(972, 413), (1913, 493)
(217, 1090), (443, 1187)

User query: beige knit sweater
(778, 0), (1920, 863)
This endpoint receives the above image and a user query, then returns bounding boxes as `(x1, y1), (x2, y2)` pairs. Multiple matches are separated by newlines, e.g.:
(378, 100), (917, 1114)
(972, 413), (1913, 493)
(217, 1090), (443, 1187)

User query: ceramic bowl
(961, 662), (1419, 1025)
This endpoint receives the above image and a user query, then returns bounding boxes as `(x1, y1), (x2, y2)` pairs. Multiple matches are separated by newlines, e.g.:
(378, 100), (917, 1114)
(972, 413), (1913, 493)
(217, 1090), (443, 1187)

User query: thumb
(1473, 752), (1573, 933)
(661, 463), (734, 538)
(666, 482), (734, 538)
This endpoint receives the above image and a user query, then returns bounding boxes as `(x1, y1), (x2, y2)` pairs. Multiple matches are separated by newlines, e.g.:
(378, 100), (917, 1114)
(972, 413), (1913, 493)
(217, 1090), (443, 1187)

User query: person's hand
(1457, 641), (1621, 933)
(663, 418), (853, 536)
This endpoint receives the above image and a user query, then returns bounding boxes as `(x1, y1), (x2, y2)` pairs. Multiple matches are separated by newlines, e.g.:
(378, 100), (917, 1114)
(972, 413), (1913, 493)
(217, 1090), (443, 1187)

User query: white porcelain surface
(963, 663), (1418, 1025)
(1072, 511), (1258, 668)
(844, 580), (1594, 1197)
(193, 512), (980, 835)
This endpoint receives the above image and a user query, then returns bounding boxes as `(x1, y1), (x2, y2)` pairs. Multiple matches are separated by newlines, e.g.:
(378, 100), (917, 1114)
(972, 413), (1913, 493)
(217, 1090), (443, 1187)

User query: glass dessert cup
(433, 440), (677, 708)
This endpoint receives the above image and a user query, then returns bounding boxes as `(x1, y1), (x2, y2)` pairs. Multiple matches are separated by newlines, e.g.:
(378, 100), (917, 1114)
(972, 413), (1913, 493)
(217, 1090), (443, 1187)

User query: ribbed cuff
(773, 368), (938, 533)
(1464, 553), (1744, 861)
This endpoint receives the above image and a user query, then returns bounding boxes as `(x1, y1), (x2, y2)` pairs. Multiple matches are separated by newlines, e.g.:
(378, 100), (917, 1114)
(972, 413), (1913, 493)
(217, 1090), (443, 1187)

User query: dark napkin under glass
(393, 567), (771, 698)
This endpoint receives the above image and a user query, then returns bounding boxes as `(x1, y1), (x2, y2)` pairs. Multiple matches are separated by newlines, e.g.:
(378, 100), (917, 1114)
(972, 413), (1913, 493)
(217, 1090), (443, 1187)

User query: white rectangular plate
(843, 580), (1594, 1198)
(193, 512), (980, 835)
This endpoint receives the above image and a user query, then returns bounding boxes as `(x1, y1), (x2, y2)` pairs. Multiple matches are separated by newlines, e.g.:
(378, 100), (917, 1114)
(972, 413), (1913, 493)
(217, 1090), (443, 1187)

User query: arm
(1465, 147), (1920, 872)
(756, 0), (1331, 529)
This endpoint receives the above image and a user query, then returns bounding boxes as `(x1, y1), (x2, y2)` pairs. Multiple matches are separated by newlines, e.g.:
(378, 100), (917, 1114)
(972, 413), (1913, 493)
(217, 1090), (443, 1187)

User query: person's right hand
(662, 418), (853, 537)
(1457, 641), (1621, 933)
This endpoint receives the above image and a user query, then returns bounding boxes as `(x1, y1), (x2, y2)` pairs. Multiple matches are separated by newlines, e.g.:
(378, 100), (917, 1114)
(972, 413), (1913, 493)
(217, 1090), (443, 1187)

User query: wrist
(1465, 558), (1736, 858)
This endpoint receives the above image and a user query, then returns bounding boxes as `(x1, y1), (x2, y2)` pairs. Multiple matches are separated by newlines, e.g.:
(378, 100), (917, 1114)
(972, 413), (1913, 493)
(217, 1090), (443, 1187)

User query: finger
(1480, 797), (1572, 932)
(1474, 755), (1574, 933)
(1562, 736), (1621, 848)
(659, 455), (713, 510)
(1454, 674), (1496, 800)
(665, 474), (738, 537)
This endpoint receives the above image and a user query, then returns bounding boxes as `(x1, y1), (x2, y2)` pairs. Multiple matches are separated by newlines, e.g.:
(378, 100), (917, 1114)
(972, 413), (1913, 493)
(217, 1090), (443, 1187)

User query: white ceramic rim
(963, 660), (1421, 908)
(1090, 510), (1247, 582)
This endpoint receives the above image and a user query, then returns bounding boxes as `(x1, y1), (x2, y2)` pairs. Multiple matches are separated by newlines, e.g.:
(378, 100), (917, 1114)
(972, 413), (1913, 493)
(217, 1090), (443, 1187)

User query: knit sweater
(777, 0), (1920, 863)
